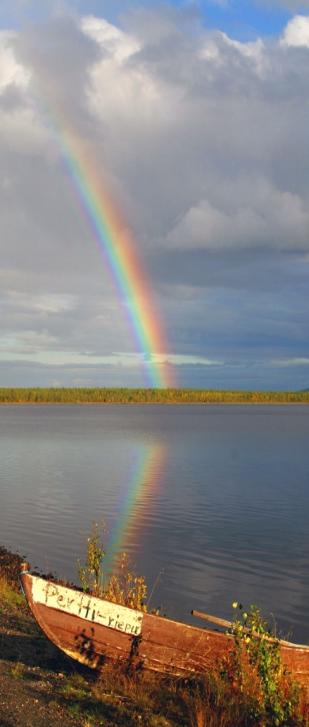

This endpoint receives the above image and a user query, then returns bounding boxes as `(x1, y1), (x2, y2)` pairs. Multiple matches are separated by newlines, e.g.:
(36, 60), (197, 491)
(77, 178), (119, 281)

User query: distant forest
(0, 388), (308, 404)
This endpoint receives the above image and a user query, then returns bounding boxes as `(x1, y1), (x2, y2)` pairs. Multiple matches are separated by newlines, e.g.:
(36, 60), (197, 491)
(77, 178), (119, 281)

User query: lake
(0, 404), (308, 643)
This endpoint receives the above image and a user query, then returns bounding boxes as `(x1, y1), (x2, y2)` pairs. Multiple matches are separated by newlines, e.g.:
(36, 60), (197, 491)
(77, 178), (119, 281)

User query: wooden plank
(191, 609), (296, 647)
(192, 610), (231, 630)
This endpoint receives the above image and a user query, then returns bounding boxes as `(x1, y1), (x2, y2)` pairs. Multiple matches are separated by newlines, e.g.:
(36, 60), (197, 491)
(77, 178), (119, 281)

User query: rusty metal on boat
(20, 563), (309, 691)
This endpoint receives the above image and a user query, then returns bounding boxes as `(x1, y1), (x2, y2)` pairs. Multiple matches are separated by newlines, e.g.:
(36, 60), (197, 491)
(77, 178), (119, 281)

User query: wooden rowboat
(20, 564), (309, 691)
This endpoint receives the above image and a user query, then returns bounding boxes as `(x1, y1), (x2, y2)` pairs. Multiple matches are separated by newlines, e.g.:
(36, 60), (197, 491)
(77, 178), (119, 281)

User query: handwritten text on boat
(31, 577), (143, 635)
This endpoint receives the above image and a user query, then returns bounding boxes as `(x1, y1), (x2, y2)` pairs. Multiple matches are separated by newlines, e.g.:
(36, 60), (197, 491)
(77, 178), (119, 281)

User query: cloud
(166, 185), (309, 251)
(3, 291), (77, 314)
(150, 353), (224, 366)
(0, 7), (309, 387)
(280, 14), (309, 46)
(0, 30), (29, 92)
(272, 357), (309, 366)
(81, 14), (140, 62)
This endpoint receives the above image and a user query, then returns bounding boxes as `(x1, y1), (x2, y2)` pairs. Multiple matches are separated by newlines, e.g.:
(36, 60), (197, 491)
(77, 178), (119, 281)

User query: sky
(0, 0), (309, 389)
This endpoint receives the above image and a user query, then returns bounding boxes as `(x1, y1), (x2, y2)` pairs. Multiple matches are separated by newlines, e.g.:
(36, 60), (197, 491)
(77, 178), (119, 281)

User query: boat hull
(20, 571), (309, 691)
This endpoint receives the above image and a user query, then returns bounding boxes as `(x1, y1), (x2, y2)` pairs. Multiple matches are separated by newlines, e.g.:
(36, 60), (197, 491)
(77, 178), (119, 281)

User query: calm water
(0, 405), (308, 643)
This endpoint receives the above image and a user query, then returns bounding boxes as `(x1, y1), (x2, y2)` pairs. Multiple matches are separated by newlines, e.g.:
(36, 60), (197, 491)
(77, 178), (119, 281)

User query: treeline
(0, 387), (308, 404)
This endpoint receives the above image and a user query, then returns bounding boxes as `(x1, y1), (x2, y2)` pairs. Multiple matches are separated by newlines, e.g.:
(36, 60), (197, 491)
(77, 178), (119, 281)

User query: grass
(0, 575), (25, 610)
(0, 387), (308, 405)
(10, 661), (26, 680)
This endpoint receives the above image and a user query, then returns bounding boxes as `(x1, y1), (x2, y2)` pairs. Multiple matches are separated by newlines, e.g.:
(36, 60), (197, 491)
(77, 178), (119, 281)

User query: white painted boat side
(31, 575), (143, 636)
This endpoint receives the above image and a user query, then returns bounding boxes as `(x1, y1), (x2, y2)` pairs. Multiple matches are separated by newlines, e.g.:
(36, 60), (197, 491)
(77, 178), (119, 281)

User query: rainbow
(29, 64), (172, 577)
(36, 83), (172, 386)
(105, 442), (166, 570)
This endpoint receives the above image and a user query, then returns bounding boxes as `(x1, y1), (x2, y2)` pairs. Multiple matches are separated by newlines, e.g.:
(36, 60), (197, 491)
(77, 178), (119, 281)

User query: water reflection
(105, 441), (167, 570)
(0, 405), (308, 643)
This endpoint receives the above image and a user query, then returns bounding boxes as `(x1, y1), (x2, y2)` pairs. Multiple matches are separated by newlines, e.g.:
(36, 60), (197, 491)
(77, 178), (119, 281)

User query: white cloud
(0, 31), (30, 92)
(0, 32), (51, 155)
(80, 16), (181, 129)
(0, 347), (224, 369)
(149, 354), (224, 366)
(272, 358), (309, 367)
(81, 15), (139, 62)
(198, 31), (267, 79)
(280, 15), (309, 47)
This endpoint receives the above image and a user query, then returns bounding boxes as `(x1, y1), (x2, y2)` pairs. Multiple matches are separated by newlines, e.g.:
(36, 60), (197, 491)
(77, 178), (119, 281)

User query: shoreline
(0, 544), (309, 727)
(0, 401), (309, 407)
(1, 545), (308, 726)
(0, 387), (308, 406)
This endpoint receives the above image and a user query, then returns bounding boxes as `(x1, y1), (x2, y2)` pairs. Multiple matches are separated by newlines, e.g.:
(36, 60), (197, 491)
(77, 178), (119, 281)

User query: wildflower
(232, 601), (238, 609)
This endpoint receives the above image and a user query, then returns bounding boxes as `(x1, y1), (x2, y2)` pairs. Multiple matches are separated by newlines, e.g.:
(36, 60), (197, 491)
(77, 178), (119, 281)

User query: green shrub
(224, 602), (303, 725)
(77, 523), (148, 611)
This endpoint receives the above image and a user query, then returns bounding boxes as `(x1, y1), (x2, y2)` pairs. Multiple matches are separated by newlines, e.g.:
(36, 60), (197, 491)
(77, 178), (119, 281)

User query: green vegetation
(0, 387), (308, 404)
(1, 544), (308, 725)
(78, 521), (106, 597)
(78, 522), (148, 610)
(226, 602), (303, 725)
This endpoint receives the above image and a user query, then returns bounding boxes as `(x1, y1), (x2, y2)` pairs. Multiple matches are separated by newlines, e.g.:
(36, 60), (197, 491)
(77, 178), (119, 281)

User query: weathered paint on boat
(31, 576), (143, 636)
(20, 565), (309, 692)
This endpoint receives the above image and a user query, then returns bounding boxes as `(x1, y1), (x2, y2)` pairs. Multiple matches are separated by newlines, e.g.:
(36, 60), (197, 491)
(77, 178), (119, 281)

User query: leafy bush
(223, 602), (303, 725)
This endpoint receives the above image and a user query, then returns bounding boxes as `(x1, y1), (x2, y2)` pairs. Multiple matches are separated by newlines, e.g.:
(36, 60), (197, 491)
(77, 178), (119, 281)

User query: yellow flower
(232, 601), (238, 609)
